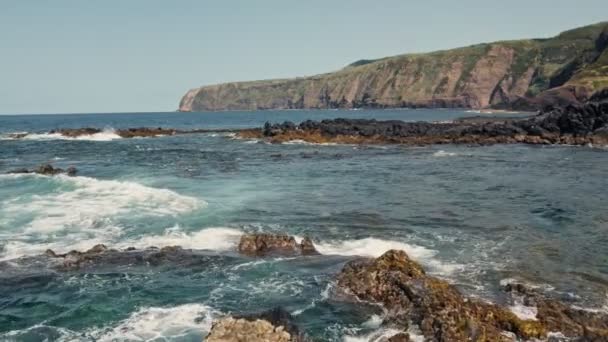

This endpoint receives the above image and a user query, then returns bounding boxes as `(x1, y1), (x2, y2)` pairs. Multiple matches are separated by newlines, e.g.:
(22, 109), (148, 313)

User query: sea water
(0, 109), (606, 341)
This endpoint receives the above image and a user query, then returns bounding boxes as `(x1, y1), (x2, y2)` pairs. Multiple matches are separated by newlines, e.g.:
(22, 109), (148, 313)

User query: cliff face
(180, 22), (608, 112)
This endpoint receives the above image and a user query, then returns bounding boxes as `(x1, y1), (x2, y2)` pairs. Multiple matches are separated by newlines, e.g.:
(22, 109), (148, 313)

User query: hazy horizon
(2, 0), (607, 115)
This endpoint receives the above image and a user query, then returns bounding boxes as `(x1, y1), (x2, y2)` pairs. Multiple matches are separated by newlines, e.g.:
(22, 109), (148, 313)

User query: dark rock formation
(8, 164), (77, 176)
(335, 250), (608, 341)
(244, 91), (608, 146)
(43, 244), (220, 270)
(47, 127), (177, 138)
(116, 127), (177, 138)
(237, 234), (319, 256)
(50, 128), (101, 137)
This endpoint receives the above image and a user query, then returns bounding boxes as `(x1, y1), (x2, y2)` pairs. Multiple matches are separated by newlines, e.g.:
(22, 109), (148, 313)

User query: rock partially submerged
(44, 244), (217, 270)
(8, 164), (77, 176)
(245, 91), (608, 146)
(115, 127), (177, 138)
(237, 234), (319, 256)
(207, 308), (308, 342)
(48, 127), (177, 138)
(504, 283), (608, 339)
(335, 250), (608, 341)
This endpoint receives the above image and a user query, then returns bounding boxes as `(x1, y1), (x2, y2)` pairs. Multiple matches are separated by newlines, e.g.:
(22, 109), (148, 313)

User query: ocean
(0, 109), (606, 341)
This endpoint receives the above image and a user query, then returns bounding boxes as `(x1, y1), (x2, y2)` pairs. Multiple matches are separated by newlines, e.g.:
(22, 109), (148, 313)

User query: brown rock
(505, 283), (608, 339)
(387, 332), (410, 342)
(237, 234), (319, 256)
(206, 317), (292, 342)
(207, 307), (308, 342)
(336, 250), (547, 341)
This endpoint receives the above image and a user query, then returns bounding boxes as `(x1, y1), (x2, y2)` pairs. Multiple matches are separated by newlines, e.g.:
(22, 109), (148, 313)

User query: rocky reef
(335, 250), (608, 341)
(237, 234), (319, 256)
(240, 90), (608, 146)
(6, 238), (608, 341)
(180, 22), (608, 112)
(42, 244), (220, 271)
(8, 164), (77, 176)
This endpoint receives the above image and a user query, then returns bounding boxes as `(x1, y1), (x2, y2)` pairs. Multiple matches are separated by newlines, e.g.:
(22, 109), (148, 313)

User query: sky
(1, 0), (606, 114)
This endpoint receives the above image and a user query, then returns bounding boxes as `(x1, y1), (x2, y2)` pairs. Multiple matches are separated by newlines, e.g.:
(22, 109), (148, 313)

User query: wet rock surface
(335, 250), (608, 341)
(504, 283), (608, 340)
(237, 234), (319, 256)
(8, 164), (77, 176)
(250, 92), (608, 146)
(42, 244), (222, 271)
(49, 127), (178, 138)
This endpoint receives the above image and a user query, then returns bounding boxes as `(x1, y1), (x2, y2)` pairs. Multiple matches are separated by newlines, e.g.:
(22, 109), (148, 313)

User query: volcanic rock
(237, 234), (319, 256)
(8, 164), (77, 176)
(207, 307), (307, 342)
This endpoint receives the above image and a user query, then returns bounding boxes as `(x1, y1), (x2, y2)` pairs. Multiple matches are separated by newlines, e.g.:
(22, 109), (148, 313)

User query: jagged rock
(336, 250), (548, 341)
(504, 283), (608, 339)
(8, 164), (77, 176)
(207, 308), (307, 342)
(336, 250), (608, 341)
(243, 93), (608, 146)
(206, 317), (291, 342)
(237, 234), (319, 256)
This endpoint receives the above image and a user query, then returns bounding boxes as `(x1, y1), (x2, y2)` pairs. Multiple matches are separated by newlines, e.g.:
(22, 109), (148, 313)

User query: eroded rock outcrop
(504, 283), (608, 339)
(237, 234), (319, 256)
(8, 164), (77, 176)
(335, 250), (608, 341)
(206, 317), (292, 342)
(207, 308), (308, 342)
(241, 91), (608, 146)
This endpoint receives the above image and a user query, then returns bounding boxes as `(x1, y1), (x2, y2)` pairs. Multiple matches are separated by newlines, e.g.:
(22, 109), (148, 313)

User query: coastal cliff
(180, 22), (608, 112)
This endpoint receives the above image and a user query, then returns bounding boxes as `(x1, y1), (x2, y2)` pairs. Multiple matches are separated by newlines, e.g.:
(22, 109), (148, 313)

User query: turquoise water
(0, 110), (607, 341)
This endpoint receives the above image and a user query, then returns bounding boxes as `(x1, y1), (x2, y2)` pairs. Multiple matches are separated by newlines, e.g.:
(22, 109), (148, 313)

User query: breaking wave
(0, 303), (219, 341)
(4, 128), (122, 141)
(0, 174), (204, 261)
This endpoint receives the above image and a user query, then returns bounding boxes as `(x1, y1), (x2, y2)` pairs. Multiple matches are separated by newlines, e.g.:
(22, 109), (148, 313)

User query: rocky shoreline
(5, 233), (606, 341)
(238, 90), (608, 146)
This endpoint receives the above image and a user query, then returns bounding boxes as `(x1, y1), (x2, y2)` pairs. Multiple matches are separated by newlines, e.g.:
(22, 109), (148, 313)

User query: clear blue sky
(1, 0), (606, 114)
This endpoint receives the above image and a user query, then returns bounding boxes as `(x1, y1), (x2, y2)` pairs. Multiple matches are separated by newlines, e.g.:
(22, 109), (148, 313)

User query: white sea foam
(282, 139), (338, 146)
(343, 327), (425, 342)
(121, 226), (243, 251)
(3, 175), (203, 234)
(0, 304), (219, 341)
(20, 128), (122, 141)
(315, 237), (460, 274)
(0, 175), (203, 260)
(509, 303), (538, 320)
(92, 303), (218, 341)
(432, 150), (457, 157)
(361, 314), (384, 329)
